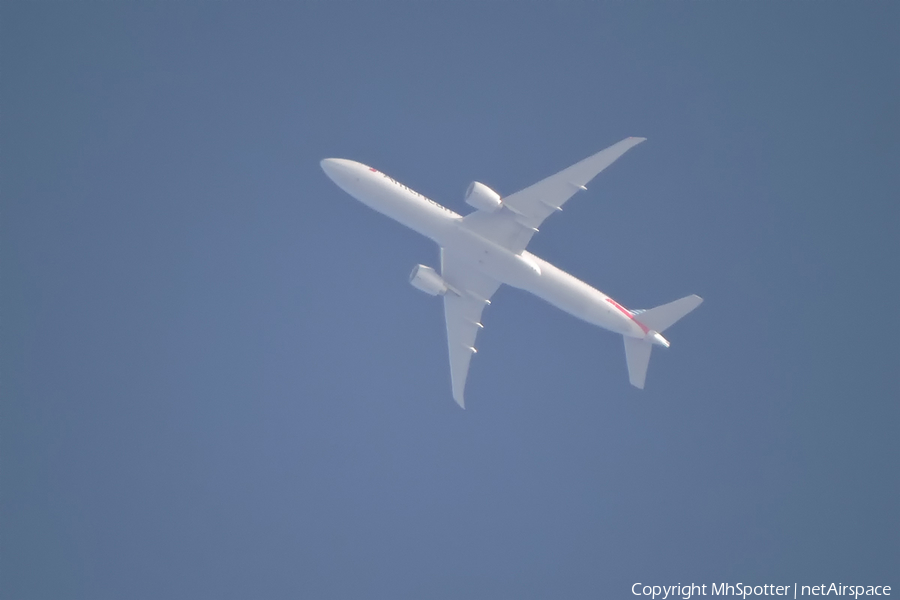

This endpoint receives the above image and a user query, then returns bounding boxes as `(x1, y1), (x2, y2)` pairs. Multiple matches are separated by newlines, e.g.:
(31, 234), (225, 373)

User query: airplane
(321, 138), (702, 408)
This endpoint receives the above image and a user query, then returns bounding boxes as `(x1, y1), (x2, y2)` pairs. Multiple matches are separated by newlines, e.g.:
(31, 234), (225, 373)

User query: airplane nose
(321, 158), (365, 188)
(320, 158), (341, 178)
(320, 157), (357, 173)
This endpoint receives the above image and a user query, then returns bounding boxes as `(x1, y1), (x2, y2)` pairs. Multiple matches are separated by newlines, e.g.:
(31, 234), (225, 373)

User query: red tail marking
(606, 298), (649, 334)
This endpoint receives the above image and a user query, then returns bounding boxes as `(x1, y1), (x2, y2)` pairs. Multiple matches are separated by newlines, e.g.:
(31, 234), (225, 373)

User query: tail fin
(624, 295), (703, 389)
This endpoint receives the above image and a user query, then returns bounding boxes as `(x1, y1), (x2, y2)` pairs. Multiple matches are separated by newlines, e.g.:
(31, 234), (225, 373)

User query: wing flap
(461, 137), (645, 253)
(441, 249), (501, 408)
(502, 137), (646, 231)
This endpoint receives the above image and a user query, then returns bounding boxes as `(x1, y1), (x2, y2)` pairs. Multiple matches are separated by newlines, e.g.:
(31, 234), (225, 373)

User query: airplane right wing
(461, 137), (646, 253)
(440, 248), (501, 408)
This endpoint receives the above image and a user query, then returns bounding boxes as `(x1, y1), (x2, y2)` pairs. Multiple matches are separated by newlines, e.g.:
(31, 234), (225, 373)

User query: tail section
(623, 295), (703, 389)
(633, 294), (703, 333)
(624, 337), (653, 389)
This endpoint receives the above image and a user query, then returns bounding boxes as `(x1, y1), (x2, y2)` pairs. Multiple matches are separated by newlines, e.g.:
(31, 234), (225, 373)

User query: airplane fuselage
(322, 158), (652, 340)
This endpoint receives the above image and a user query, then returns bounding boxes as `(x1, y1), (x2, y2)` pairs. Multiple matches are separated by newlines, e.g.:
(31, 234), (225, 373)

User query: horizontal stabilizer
(635, 295), (703, 333)
(623, 337), (653, 389)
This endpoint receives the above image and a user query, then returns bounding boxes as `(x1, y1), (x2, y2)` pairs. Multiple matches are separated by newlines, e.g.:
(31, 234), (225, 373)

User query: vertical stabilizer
(623, 337), (653, 389)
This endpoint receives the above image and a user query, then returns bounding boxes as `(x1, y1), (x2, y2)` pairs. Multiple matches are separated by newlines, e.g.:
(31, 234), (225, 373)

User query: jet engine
(465, 181), (502, 213)
(409, 264), (449, 296)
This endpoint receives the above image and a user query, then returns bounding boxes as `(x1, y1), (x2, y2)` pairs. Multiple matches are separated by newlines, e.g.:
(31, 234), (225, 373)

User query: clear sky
(2, 2), (898, 598)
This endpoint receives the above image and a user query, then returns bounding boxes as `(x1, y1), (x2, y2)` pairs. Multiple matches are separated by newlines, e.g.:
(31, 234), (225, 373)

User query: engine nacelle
(409, 264), (449, 296)
(465, 181), (502, 213)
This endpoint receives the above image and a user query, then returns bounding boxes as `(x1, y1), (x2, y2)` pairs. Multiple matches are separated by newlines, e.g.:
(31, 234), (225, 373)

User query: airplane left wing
(461, 137), (646, 253)
(440, 248), (501, 408)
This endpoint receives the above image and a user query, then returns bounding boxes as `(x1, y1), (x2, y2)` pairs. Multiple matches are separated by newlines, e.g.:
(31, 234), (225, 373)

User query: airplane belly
(446, 228), (632, 335)
(446, 225), (542, 289)
(521, 257), (633, 335)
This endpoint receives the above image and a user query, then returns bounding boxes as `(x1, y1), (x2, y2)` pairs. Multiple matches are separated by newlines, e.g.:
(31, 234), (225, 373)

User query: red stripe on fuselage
(606, 298), (649, 334)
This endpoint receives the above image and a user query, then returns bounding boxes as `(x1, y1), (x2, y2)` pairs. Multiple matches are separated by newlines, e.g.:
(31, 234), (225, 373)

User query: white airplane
(321, 138), (702, 408)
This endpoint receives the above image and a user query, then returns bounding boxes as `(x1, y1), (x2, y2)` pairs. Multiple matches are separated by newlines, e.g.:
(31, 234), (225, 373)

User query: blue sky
(2, 3), (898, 598)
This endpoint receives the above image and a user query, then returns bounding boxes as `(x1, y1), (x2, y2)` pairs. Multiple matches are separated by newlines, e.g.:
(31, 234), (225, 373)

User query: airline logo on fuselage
(378, 171), (456, 216)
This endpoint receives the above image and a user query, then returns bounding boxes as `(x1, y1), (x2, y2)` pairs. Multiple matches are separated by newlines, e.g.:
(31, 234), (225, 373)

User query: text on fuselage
(380, 172), (456, 215)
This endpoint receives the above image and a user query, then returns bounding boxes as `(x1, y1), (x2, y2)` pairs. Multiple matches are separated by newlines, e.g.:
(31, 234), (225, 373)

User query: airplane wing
(440, 248), (501, 408)
(460, 137), (646, 253)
